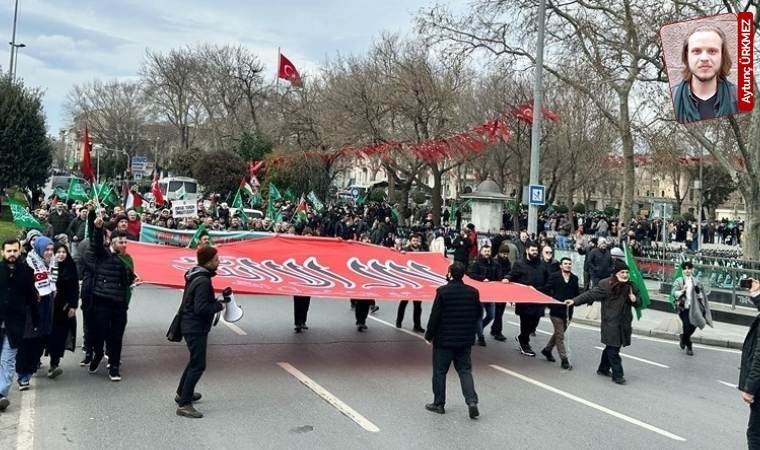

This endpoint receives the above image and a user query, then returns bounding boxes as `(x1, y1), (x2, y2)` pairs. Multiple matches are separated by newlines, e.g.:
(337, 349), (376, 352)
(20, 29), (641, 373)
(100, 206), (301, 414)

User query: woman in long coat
(567, 259), (639, 385)
(47, 243), (79, 378)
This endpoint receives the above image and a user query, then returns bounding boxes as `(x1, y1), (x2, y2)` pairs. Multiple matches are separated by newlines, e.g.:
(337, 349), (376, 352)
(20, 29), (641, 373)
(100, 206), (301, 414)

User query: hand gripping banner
(129, 235), (555, 303)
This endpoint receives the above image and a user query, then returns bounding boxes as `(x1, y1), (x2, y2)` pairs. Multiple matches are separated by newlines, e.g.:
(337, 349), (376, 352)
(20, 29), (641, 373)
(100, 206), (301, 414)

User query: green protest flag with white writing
(8, 198), (44, 230)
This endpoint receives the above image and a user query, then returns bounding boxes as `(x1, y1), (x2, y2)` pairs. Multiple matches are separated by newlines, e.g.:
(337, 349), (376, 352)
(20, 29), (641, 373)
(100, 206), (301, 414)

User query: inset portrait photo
(660, 13), (753, 124)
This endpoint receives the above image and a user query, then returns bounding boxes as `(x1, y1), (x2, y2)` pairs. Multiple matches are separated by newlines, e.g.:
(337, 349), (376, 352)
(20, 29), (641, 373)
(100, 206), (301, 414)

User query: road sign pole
(527, 0), (547, 237)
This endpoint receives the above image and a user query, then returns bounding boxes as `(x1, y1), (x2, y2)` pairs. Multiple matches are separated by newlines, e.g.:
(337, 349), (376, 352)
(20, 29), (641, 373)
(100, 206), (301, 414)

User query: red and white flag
(125, 187), (144, 212)
(152, 173), (165, 206)
(278, 52), (302, 86)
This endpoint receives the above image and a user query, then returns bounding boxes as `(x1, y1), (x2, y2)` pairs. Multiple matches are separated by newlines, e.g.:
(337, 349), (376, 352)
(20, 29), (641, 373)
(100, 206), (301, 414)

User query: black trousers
(749, 400), (760, 449)
(354, 299), (371, 325)
(47, 318), (70, 367)
(91, 302), (128, 367)
(397, 300), (422, 327)
(679, 309), (696, 348)
(432, 345), (478, 406)
(294, 296), (311, 326)
(16, 337), (46, 375)
(177, 332), (208, 407)
(491, 303), (507, 335)
(598, 345), (624, 380)
(518, 314), (541, 346)
(81, 306), (94, 355)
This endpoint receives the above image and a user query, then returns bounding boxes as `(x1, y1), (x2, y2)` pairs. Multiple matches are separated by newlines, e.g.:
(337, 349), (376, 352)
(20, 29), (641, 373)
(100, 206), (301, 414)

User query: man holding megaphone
(175, 246), (231, 419)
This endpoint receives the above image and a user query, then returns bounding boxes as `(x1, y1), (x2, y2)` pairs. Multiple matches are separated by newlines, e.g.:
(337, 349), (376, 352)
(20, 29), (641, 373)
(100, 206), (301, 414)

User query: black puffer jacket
(424, 279), (482, 348)
(86, 226), (134, 303)
(180, 266), (224, 334)
(507, 257), (549, 316)
(467, 256), (503, 282)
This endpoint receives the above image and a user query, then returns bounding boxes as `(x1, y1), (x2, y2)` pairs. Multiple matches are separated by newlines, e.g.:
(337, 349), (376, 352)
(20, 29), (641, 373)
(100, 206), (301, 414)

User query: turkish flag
(152, 172), (165, 206)
(278, 52), (302, 86)
(81, 127), (95, 182)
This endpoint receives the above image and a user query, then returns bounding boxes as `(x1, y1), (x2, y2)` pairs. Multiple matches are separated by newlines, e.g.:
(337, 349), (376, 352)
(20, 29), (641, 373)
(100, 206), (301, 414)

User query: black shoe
(541, 348), (556, 362)
(395, 320), (402, 328)
(175, 393), (202, 404)
(357, 325), (368, 332)
(176, 404), (203, 419)
(294, 325), (302, 333)
(0, 395), (9, 411)
(679, 334), (686, 350)
(47, 366), (63, 379)
(18, 378), (30, 391)
(597, 369), (611, 377)
(79, 353), (93, 367)
(109, 366), (122, 382)
(477, 336), (486, 347)
(492, 333), (507, 342)
(301, 324), (309, 330)
(89, 354), (103, 374)
(413, 326), (425, 333)
(686, 348), (694, 356)
(425, 403), (445, 414)
(468, 404), (479, 419)
(370, 306), (380, 314)
(561, 358), (572, 370)
(613, 377), (627, 385)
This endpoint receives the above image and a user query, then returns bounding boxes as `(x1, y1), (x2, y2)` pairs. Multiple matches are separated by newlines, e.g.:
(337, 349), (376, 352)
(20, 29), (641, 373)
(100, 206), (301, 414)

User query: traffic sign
(528, 184), (545, 206)
(131, 156), (148, 175)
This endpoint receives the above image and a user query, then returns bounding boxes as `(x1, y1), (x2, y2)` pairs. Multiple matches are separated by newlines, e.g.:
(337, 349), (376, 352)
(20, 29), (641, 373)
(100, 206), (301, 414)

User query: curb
(570, 317), (744, 350)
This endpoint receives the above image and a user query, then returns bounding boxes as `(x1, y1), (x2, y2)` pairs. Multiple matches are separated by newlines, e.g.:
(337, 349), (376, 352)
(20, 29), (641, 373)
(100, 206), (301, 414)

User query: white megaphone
(223, 293), (244, 323)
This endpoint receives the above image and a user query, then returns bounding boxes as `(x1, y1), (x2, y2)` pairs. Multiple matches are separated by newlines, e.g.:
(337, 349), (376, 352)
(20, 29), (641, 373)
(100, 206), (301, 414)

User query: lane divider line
(16, 382), (35, 450)
(367, 315), (426, 339)
(489, 364), (686, 442)
(718, 380), (738, 389)
(506, 321), (552, 336)
(592, 346), (670, 369)
(221, 319), (247, 335)
(277, 362), (380, 433)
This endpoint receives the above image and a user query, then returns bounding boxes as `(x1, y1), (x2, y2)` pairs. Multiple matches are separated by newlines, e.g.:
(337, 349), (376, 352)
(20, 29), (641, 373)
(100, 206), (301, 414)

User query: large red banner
(129, 235), (554, 304)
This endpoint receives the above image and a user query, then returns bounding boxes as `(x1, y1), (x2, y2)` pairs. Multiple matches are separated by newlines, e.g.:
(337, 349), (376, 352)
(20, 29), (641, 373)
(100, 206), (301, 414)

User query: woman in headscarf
(17, 236), (56, 390)
(46, 243), (79, 378)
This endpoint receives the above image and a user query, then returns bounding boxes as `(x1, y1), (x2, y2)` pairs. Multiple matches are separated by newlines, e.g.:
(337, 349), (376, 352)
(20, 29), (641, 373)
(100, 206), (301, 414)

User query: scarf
(27, 251), (55, 297)
(674, 77), (735, 123)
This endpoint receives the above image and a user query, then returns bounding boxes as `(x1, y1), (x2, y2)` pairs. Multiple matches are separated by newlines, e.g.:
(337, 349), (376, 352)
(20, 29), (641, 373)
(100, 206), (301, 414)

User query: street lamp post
(527, 0), (547, 236)
(8, 0), (19, 77)
(9, 42), (26, 79)
(696, 148), (704, 251)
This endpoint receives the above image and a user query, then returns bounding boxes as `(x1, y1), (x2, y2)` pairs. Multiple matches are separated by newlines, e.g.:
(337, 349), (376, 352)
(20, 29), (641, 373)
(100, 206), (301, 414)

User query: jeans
(432, 346), (478, 406)
(293, 296), (311, 326)
(598, 345), (624, 380)
(397, 301), (422, 327)
(490, 303), (507, 336)
(177, 332), (208, 406)
(518, 315), (541, 346)
(0, 333), (18, 397)
(545, 316), (568, 359)
(476, 303), (495, 337)
(679, 309), (696, 349)
(91, 302), (128, 367)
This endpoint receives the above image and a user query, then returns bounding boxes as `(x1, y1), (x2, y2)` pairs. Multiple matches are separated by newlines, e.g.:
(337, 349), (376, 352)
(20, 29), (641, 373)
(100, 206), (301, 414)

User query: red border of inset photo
(658, 12), (754, 125)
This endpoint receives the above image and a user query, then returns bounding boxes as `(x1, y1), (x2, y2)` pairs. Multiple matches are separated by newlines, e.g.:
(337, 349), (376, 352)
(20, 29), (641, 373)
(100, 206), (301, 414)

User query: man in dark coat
(739, 278), (760, 448)
(566, 259), (639, 385)
(396, 234), (425, 332)
(424, 262), (482, 419)
(467, 245), (501, 347)
(586, 237), (612, 288)
(541, 257), (579, 370)
(505, 242), (549, 357)
(176, 246), (229, 419)
(0, 239), (39, 411)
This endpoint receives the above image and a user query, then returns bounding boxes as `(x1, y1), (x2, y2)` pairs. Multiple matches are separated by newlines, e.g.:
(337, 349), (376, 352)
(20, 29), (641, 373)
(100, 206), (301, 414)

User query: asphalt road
(0, 285), (750, 449)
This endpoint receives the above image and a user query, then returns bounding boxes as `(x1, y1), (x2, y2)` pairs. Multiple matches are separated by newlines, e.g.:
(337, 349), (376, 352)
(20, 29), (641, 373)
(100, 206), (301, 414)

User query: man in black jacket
(176, 246), (229, 419)
(587, 238), (612, 288)
(86, 216), (136, 382)
(424, 262), (481, 419)
(396, 234), (425, 332)
(541, 257), (579, 370)
(0, 239), (38, 411)
(467, 245), (501, 347)
(739, 278), (760, 447)
(505, 242), (549, 357)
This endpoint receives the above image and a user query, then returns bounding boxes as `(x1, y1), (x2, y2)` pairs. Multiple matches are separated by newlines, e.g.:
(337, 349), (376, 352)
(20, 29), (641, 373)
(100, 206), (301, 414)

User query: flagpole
(276, 47), (281, 89)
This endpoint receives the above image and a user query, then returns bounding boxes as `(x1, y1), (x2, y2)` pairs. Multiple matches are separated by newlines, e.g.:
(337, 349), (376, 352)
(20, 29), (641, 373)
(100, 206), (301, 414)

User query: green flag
(356, 192), (367, 206)
(100, 184), (119, 208)
(250, 192), (263, 208)
(283, 188), (295, 202)
(269, 183), (282, 202)
(307, 191), (324, 212)
(54, 187), (69, 201)
(667, 264), (684, 311)
(187, 223), (213, 249)
(448, 201), (455, 220)
(231, 189), (248, 224)
(623, 243), (650, 320)
(8, 198), (43, 231)
(66, 178), (90, 202)
(391, 208), (400, 222)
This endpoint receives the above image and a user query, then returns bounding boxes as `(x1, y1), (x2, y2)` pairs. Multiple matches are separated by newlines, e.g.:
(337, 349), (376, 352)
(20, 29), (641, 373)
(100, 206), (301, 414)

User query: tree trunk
(742, 188), (760, 260)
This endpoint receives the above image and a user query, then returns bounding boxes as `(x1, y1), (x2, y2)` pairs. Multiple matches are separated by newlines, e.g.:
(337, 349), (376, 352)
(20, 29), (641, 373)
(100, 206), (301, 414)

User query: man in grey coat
(671, 261), (713, 356)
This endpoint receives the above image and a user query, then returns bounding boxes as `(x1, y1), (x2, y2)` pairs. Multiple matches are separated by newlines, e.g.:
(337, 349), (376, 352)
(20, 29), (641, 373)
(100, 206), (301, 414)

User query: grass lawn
(0, 219), (20, 241)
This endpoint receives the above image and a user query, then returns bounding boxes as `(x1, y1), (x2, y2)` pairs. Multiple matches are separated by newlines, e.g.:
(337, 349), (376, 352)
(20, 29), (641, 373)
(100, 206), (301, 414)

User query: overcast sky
(1, 0), (467, 134)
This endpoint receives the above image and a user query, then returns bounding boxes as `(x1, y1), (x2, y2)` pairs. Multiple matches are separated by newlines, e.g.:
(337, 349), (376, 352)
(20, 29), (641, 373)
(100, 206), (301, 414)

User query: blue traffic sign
(528, 184), (545, 206)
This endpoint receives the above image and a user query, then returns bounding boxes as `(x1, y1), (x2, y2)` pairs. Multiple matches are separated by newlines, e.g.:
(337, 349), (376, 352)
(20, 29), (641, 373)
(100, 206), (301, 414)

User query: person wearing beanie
(566, 259), (640, 385)
(175, 245), (229, 419)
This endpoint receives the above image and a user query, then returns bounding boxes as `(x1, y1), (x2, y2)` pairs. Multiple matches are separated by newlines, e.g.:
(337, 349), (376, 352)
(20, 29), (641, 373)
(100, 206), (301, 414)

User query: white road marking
(221, 319), (247, 335)
(718, 380), (738, 389)
(506, 321), (553, 336)
(489, 364), (686, 442)
(566, 322), (741, 354)
(593, 347), (670, 368)
(16, 384), (35, 450)
(367, 315), (427, 339)
(277, 362), (380, 433)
